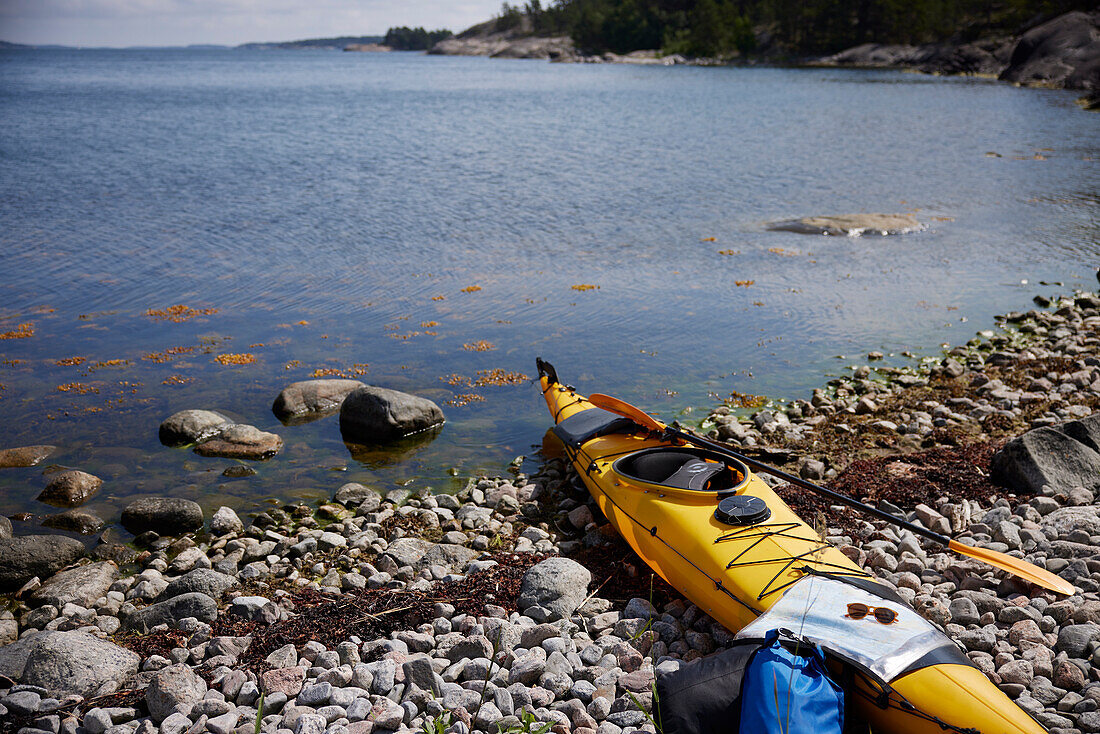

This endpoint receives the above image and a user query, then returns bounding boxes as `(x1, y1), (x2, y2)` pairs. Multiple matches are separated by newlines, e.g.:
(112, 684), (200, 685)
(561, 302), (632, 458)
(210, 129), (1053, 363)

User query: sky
(0, 0), (505, 47)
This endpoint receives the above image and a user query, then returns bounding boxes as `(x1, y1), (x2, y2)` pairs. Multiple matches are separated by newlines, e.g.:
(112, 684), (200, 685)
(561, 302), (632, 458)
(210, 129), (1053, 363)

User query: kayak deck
(538, 364), (1047, 734)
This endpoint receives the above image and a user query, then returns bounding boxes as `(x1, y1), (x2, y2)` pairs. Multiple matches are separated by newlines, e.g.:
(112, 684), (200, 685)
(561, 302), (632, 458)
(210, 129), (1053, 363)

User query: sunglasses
(846, 603), (898, 624)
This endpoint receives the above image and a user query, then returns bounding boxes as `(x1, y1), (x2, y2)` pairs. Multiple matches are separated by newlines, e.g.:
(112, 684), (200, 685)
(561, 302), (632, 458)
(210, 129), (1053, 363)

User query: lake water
(0, 48), (1097, 530)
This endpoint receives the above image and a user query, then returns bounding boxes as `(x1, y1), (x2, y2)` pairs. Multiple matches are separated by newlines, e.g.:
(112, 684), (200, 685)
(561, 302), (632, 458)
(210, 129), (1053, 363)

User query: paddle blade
(588, 393), (666, 433)
(948, 539), (1075, 595)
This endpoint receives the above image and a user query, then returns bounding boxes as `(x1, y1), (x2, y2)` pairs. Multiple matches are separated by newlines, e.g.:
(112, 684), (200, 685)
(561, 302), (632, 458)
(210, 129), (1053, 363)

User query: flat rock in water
(29, 561), (118, 608)
(36, 469), (102, 507)
(991, 426), (1100, 494)
(767, 213), (924, 236)
(193, 423), (282, 460)
(41, 508), (106, 534)
(272, 379), (365, 424)
(339, 386), (445, 443)
(0, 445), (56, 468)
(121, 497), (204, 535)
(0, 630), (140, 697)
(0, 534), (86, 592)
(159, 409), (232, 446)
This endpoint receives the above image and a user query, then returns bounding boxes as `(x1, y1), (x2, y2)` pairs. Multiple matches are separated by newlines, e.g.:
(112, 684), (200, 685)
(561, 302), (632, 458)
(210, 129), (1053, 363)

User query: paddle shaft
(668, 426), (952, 547)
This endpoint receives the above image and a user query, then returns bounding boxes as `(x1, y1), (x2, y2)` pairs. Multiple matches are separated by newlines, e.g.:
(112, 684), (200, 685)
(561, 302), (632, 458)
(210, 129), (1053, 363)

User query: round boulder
(146, 663), (208, 722)
(121, 497), (203, 535)
(517, 557), (592, 621)
(272, 379), (365, 424)
(37, 470), (102, 507)
(339, 386), (445, 443)
(159, 409), (231, 446)
(0, 535), (86, 592)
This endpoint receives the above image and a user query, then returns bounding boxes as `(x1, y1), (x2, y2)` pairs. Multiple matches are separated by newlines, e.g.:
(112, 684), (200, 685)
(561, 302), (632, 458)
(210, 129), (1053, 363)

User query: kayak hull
(539, 368), (1046, 734)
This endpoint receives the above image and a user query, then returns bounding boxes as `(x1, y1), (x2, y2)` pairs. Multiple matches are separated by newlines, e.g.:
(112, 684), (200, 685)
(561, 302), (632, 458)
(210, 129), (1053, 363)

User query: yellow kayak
(537, 360), (1046, 734)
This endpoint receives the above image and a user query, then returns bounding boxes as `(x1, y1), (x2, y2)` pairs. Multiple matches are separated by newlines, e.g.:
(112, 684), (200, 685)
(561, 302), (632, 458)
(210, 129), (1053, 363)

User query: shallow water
(0, 48), (1097, 531)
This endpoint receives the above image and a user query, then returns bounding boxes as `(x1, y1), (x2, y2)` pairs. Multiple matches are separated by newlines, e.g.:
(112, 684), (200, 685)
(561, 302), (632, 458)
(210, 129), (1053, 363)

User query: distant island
(237, 35), (385, 51)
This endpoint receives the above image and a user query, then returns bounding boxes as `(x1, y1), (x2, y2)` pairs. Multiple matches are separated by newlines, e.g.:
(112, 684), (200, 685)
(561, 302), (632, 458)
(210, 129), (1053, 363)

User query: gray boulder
(383, 537), (432, 568)
(334, 482), (382, 509)
(29, 561), (118, 608)
(517, 557), (592, 621)
(1062, 414), (1100, 453)
(210, 506), (243, 535)
(41, 508), (106, 534)
(0, 630), (139, 697)
(158, 568), (239, 601)
(991, 426), (1100, 494)
(159, 410), (231, 446)
(339, 386), (445, 443)
(125, 592), (218, 632)
(1000, 11), (1100, 90)
(0, 514), (12, 539)
(0, 535), (86, 592)
(121, 497), (203, 534)
(37, 470), (102, 507)
(272, 379), (365, 424)
(146, 663), (208, 722)
(193, 424), (282, 460)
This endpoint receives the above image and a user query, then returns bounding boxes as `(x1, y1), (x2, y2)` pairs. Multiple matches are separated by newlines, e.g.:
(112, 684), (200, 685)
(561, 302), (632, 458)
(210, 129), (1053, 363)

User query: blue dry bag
(738, 629), (844, 734)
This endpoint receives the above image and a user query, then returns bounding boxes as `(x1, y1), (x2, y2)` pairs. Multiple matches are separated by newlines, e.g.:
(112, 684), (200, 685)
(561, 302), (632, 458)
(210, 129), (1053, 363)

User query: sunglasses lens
(874, 608), (897, 624)
(847, 603), (869, 619)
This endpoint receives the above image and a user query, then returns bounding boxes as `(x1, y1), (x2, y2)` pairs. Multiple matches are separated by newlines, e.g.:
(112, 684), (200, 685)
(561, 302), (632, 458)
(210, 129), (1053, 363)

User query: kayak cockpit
(613, 446), (750, 495)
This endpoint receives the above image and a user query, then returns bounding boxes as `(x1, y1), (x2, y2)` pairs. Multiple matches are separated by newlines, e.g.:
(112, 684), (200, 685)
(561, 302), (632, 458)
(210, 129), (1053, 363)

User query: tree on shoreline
(506, 0), (1096, 56)
(383, 26), (453, 51)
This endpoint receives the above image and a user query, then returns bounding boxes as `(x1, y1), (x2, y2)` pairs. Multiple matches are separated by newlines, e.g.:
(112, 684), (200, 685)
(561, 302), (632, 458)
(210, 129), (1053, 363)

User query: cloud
(0, 0), (503, 46)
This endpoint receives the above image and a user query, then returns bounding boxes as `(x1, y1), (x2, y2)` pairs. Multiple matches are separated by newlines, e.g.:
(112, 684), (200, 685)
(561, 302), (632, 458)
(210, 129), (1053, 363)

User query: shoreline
(1, 285), (1099, 733)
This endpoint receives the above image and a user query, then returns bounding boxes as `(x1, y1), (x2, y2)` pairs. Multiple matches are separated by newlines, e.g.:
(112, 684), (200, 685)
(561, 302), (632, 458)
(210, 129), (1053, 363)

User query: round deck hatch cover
(715, 495), (771, 525)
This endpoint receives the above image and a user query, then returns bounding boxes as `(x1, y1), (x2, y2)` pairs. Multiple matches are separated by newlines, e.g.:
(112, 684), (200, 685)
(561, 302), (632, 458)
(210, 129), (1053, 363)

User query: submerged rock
(272, 379), (365, 424)
(41, 508), (106, 534)
(0, 535), (86, 591)
(339, 386), (445, 443)
(0, 445), (56, 468)
(767, 213), (924, 236)
(121, 497), (204, 534)
(36, 469), (102, 507)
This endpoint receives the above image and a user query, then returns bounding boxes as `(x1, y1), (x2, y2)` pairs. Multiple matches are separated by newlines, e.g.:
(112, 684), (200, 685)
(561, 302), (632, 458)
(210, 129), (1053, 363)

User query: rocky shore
(2, 287), (1100, 734)
(430, 10), (1099, 97)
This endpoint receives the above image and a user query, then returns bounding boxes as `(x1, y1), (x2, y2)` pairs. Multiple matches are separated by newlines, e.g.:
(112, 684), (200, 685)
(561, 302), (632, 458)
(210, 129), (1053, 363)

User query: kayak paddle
(587, 392), (1075, 596)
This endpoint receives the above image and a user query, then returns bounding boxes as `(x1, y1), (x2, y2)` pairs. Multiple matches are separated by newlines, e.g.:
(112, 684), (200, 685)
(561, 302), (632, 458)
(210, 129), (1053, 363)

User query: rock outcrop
(1000, 11), (1100, 90)
(430, 17), (573, 60)
(818, 11), (1099, 92)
